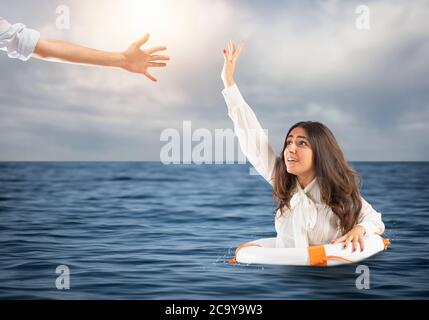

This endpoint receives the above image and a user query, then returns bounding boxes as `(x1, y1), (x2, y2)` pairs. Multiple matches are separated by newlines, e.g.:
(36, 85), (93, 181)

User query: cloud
(0, 0), (428, 161)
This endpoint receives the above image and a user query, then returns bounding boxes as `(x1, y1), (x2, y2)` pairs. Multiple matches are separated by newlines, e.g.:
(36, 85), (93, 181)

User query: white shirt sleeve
(0, 17), (40, 61)
(357, 196), (385, 235)
(222, 84), (277, 185)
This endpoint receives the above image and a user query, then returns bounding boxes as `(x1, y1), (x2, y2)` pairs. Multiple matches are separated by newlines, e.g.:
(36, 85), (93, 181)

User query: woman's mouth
(286, 157), (298, 163)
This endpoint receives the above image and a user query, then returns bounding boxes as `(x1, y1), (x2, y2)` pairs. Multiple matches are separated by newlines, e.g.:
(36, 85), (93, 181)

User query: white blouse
(222, 84), (385, 248)
(0, 17), (40, 61)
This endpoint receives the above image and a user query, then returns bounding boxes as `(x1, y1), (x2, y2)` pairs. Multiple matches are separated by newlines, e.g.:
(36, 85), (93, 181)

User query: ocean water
(0, 161), (428, 299)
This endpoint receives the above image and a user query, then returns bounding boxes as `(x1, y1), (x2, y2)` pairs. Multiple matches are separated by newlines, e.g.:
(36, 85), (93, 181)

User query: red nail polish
(223, 49), (226, 53)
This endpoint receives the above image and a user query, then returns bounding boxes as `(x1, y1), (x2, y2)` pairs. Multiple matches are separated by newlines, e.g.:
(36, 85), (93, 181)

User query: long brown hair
(272, 121), (362, 233)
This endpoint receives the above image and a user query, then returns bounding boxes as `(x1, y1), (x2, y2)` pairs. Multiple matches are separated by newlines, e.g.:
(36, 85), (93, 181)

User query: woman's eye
(286, 140), (292, 145)
(299, 141), (307, 146)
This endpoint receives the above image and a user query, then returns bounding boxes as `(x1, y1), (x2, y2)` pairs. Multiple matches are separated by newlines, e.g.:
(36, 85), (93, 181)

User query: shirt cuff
(18, 27), (40, 61)
(222, 83), (245, 106)
(221, 84), (247, 119)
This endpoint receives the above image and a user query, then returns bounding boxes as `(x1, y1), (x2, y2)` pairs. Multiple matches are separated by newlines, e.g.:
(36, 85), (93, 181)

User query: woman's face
(283, 127), (315, 178)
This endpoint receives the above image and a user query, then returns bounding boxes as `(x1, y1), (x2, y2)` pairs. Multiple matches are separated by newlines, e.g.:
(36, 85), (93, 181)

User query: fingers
(343, 236), (353, 250)
(224, 40), (244, 62)
(332, 230), (365, 252)
(148, 62), (167, 67)
(234, 41), (244, 61)
(358, 237), (365, 252)
(223, 42), (231, 62)
(146, 46), (167, 54)
(224, 43), (232, 62)
(331, 235), (346, 244)
(143, 71), (157, 82)
(148, 55), (170, 62)
(349, 236), (365, 252)
(227, 40), (233, 61)
(352, 237), (358, 252)
(134, 33), (150, 48)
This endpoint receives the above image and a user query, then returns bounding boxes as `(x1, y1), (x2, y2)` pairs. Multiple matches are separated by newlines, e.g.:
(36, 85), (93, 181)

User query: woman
(221, 40), (385, 252)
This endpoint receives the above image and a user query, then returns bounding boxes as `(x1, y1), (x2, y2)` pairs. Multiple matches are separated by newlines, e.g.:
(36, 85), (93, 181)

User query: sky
(1, 0), (428, 161)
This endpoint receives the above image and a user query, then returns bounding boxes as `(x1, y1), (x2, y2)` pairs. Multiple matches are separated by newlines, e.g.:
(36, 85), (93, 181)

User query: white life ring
(229, 234), (390, 266)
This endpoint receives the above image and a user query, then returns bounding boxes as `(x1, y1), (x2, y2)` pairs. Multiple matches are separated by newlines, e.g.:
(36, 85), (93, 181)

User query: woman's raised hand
(221, 40), (244, 88)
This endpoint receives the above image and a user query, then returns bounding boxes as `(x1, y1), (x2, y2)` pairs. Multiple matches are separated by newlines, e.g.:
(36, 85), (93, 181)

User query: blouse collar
(295, 177), (321, 204)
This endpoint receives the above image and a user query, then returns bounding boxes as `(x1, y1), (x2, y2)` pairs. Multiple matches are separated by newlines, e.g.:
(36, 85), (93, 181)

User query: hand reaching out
(221, 40), (244, 88)
(121, 33), (169, 81)
(2, 17), (170, 81)
(0, 15), (172, 82)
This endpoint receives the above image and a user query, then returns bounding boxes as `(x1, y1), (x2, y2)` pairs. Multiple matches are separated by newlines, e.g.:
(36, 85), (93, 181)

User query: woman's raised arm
(221, 40), (277, 185)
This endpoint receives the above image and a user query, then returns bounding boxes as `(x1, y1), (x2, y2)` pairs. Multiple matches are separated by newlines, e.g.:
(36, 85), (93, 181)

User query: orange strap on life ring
(308, 245), (355, 266)
(374, 232), (390, 250)
(308, 245), (328, 266)
(382, 237), (390, 250)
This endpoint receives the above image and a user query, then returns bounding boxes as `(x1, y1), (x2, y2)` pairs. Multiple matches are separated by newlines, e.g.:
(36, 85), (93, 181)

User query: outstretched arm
(221, 40), (277, 185)
(0, 17), (169, 81)
(33, 34), (169, 81)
